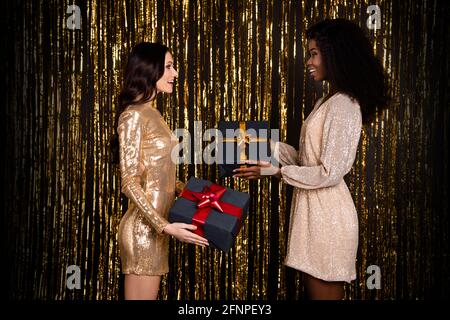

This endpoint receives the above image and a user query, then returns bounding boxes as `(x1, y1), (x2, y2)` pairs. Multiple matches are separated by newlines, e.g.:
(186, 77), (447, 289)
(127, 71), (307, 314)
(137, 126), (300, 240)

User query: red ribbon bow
(180, 183), (243, 237)
(193, 185), (226, 212)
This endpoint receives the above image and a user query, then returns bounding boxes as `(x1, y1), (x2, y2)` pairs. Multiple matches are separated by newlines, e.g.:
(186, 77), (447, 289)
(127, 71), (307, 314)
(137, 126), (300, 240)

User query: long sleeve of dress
(271, 140), (300, 166)
(118, 110), (169, 234)
(280, 102), (362, 189)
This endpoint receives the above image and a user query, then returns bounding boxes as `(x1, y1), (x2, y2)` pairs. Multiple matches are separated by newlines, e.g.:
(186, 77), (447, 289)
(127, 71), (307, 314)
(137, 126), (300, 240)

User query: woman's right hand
(163, 223), (209, 247)
(232, 160), (281, 180)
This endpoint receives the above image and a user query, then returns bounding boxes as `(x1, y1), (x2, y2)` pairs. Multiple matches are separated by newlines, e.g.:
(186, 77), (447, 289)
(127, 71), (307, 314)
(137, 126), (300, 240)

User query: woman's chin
(312, 75), (324, 82)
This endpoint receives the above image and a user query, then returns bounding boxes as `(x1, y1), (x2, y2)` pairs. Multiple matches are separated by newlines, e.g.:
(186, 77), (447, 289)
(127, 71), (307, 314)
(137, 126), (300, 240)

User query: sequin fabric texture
(117, 102), (179, 275)
(275, 93), (362, 282)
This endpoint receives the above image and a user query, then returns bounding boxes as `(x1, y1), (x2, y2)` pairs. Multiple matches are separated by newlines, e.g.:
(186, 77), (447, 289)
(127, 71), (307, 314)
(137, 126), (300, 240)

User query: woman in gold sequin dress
(234, 19), (387, 299)
(112, 43), (208, 300)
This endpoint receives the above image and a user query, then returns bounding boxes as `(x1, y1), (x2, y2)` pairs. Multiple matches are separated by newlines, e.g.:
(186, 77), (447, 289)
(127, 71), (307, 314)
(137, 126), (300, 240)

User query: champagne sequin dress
(117, 102), (179, 275)
(274, 93), (362, 283)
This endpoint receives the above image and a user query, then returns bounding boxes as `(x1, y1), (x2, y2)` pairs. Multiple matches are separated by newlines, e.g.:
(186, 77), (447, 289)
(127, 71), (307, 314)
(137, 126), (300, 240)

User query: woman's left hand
(232, 160), (281, 180)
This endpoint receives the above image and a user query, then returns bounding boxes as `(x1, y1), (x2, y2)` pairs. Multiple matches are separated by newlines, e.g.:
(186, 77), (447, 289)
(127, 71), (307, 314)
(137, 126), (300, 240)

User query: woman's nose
(173, 68), (178, 77)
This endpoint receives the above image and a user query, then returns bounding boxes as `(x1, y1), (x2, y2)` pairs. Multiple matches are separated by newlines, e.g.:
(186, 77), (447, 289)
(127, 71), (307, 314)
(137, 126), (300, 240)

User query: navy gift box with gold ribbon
(168, 177), (250, 252)
(217, 121), (271, 178)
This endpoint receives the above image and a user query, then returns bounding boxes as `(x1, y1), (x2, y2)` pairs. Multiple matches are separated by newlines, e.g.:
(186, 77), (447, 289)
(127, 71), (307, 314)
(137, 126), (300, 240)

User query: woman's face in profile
(307, 39), (326, 81)
(156, 52), (178, 94)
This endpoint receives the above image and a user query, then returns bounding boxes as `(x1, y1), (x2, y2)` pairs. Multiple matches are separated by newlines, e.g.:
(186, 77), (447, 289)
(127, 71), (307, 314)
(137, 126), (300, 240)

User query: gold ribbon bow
(223, 122), (267, 167)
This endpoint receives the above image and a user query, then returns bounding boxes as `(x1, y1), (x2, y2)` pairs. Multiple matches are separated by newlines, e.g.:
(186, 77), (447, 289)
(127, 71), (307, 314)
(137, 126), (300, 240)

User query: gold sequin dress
(274, 93), (362, 283)
(117, 102), (178, 275)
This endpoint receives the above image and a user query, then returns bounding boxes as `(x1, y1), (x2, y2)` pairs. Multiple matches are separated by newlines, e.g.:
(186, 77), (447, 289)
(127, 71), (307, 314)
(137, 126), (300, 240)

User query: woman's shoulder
(120, 103), (159, 122)
(327, 93), (361, 115)
(118, 105), (141, 124)
(122, 103), (149, 114)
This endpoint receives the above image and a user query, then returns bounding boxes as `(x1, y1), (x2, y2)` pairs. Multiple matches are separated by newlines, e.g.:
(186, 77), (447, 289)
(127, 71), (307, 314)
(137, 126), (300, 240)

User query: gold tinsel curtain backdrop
(3, 0), (449, 299)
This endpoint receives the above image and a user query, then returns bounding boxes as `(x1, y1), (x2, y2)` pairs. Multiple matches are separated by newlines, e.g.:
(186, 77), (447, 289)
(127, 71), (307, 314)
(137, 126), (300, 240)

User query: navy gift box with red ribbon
(168, 177), (250, 252)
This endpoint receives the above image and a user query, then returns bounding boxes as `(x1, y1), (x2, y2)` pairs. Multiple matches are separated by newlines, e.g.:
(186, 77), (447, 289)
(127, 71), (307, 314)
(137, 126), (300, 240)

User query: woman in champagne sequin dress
(234, 19), (387, 299)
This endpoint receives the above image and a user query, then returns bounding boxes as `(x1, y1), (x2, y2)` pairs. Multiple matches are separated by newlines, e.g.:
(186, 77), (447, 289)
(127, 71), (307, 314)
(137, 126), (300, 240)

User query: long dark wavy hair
(306, 18), (388, 124)
(110, 42), (170, 164)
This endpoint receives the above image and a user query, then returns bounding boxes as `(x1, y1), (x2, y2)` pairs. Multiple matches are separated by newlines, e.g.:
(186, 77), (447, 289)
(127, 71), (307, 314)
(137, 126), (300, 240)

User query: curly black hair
(306, 18), (388, 124)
